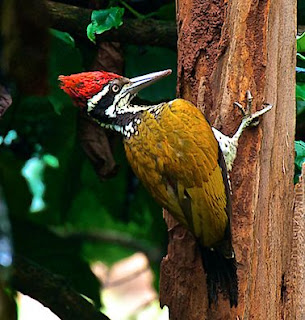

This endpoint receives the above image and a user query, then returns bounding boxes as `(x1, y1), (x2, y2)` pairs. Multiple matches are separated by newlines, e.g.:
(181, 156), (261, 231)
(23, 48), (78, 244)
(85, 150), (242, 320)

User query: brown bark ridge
(160, 0), (296, 319)
(284, 163), (305, 319)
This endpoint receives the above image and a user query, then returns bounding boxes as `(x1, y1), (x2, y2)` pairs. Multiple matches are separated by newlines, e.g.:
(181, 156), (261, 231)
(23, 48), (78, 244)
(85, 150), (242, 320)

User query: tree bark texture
(284, 163), (305, 319)
(160, 0), (296, 319)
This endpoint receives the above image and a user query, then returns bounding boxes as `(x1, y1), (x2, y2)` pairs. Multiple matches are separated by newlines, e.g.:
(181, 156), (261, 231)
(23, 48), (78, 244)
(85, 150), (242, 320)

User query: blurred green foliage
(1, 0), (303, 315)
(295, 141), (305, 182)
(296, 32), (305, 178)
(0, 1), (176, 309)
(297, 33), (305, 117)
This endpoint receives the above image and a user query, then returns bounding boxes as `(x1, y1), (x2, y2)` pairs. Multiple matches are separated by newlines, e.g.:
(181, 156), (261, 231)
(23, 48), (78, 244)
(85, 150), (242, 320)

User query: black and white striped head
(59, 69), (171, 137)
(60, 70), (171, 119)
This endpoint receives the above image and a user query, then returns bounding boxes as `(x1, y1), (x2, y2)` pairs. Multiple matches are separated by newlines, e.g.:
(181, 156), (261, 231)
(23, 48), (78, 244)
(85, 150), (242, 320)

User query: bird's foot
(233, 90), (253, 117)
(212, 91), (272, 172)
(233, 90), (272, 135)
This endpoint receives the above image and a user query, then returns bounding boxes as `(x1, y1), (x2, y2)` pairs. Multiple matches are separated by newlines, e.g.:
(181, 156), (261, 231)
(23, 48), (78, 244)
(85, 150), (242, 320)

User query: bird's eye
(112, 84), (120, 93)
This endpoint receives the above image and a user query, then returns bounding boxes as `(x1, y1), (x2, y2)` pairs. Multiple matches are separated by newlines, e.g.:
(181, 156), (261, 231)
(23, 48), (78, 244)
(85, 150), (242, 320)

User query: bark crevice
(160, 0), (296, 319)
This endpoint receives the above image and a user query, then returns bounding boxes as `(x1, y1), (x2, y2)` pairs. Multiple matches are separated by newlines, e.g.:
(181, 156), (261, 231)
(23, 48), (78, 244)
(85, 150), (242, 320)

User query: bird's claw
(244, 102), (273, 128)
(213, 91), (272, 172)
(233, 90), (253, 117)
(233, 91), (272, 128)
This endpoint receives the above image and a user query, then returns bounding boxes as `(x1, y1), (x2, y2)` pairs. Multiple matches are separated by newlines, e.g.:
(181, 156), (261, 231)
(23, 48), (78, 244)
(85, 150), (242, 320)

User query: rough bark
(284, 163), (305, 319)
(160, 0), (296, 319)
(46, 1), (177, 49)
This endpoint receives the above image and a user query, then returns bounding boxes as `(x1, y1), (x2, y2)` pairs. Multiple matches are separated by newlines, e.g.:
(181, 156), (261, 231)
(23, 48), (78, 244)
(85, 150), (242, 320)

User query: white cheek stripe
(87, 85), (110, 112)
(118, 94), (130, 109)
(106, 92), (134, 118)
(105, 90), (128, 118)
(104, 104), (115, 117)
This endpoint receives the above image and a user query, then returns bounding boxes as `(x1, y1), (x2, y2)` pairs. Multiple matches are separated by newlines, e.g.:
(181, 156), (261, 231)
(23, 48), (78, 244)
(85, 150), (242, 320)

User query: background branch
(55, 229), (163, 263)
(12, 255), (111, 320)
(47, 1), (177, 49)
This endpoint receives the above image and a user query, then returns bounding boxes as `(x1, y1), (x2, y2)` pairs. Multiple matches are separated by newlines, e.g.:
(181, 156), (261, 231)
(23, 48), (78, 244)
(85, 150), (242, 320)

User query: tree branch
(12, 255), (111, 320)
(47, 1), (177, 50)
(55, 229), (163, 263)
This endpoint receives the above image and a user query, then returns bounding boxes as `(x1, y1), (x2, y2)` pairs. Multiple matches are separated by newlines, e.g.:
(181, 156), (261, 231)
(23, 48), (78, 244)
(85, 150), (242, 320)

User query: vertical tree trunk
(160, 0), (296, 319)
(284, 163), (305, 319)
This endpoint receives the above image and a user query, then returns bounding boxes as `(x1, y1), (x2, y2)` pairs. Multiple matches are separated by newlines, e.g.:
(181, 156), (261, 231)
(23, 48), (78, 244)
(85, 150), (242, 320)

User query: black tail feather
(200, 247), (238, 307)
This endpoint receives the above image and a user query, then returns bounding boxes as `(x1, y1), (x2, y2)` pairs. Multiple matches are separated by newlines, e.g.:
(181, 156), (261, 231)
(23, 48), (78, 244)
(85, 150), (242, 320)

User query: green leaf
(50, 28), (75, 47)
(21, 156), (48, 213)
(296, 82), (305, 101)
(297, 52), (305, 61)
(87, 7), (125, 43)
(295, 140), (305, 170)
(297, 32), (305, 53)
(297, 100), (305, 116)
(42, 154), (59, 168)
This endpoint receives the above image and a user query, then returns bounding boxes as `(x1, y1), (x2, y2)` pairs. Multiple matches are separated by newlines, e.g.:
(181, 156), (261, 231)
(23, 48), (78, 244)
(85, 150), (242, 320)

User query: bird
(59, 69), (272, 307)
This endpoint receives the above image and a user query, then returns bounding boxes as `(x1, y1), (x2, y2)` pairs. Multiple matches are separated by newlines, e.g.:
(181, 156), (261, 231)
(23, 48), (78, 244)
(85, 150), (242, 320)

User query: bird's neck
(103, 102), (165, 138)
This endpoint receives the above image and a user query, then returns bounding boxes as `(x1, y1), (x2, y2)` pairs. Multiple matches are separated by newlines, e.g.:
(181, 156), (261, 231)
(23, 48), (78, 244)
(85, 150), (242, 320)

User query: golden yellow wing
(124, 99), (229, 248)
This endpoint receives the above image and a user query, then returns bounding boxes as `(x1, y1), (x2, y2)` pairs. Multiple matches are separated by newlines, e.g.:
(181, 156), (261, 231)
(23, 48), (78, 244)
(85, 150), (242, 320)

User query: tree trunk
(160, 0), (297, 319)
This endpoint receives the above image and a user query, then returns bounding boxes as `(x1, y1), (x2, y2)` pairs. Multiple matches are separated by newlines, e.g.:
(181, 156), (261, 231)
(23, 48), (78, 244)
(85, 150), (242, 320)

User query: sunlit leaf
(297, 32), (305, 53)
(87, 7), (125, 43)
(297, 52), (305, 61)
(295, 140), (305, 170)
(2, 130), (17, 146)
(21, 154), (59, 213)
(42, 154), (59, 168)
(21, 157), (46, 212)
(296, 66), (305, 73)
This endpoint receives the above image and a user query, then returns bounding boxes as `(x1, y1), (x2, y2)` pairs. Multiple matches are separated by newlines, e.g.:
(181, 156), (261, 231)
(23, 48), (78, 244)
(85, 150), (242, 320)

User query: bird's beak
(126, 69), (172, 95)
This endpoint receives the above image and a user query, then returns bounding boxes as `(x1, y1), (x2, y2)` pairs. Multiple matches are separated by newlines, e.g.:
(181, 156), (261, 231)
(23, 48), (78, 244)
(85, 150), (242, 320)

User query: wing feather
(124, 99), (229, 247)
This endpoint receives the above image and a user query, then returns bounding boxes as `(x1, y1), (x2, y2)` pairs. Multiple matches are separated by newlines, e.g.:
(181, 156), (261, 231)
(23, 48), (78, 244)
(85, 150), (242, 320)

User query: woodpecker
(59, 69), (272, 307)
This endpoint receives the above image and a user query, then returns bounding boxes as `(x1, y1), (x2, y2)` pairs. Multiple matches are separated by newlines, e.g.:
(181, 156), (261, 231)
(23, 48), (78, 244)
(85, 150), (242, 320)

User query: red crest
(59, 71), (122, 107)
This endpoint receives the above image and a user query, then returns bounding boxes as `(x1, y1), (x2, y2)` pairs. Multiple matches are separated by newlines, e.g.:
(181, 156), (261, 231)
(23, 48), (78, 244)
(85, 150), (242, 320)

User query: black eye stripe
(87, 83), (135, 125)
(89, 92), (115, 120)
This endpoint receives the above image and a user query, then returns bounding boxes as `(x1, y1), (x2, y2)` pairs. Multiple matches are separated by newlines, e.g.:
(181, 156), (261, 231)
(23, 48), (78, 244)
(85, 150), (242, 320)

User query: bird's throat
(97, 103), (165, 139)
